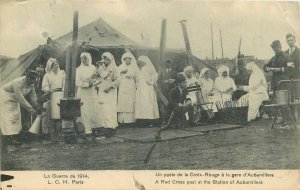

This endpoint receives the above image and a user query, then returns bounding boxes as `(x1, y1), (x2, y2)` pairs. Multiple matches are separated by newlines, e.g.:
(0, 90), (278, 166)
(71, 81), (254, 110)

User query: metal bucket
(276, 90), (289, 104)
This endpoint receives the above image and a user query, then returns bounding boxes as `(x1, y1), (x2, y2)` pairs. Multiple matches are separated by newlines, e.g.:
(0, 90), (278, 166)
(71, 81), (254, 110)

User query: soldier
(263, 40), (291, 91)
(264, 40), (293, 126)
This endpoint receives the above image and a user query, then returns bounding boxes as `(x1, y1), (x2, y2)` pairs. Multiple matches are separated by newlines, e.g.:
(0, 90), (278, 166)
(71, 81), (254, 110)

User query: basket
(215, 107), (248, 125)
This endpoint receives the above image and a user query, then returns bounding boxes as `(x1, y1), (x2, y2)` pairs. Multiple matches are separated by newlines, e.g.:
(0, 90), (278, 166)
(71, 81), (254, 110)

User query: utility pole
(219, 29), (224, 59)
(211, 23), (214, 60)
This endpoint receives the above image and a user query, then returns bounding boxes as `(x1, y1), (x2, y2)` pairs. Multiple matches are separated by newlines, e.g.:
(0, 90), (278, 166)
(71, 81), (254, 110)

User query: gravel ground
(1, 118), (300, 170)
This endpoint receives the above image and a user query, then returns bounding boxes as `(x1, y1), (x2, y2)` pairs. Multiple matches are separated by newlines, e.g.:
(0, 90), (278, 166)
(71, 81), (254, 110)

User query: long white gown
(42, 70), (65, 92)
(42, 70), (65, 119)
(199, 78), (219, 112)
(41, 67), (65, 135)
(135, 56), (159, 119)
(214, 66), (237, 101)
(117, 52), (138, 123)
(76, 64), (97, 134)
(96, 52), (120, 129)
(240, 62), (269, 122)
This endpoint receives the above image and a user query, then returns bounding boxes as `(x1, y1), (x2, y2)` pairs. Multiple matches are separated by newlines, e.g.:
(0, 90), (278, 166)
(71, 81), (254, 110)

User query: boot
(188, 110), (197, 127)
(161, 112), (175, 130)
(9, 135), (23, 145)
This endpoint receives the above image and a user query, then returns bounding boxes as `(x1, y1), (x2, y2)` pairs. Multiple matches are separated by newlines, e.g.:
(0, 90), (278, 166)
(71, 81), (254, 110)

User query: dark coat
(263, 51), (292, 89)
(168, 86), (188, 111)
(158, 68), (177, 100)
(285, 46), (300, 79)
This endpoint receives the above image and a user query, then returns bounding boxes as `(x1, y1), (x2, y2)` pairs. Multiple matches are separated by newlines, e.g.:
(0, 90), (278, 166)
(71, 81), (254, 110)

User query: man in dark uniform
(264, 40), (292, 91)
(264, 40), (293, 125)
(160, 74), (194, 130)
(157, 59), (176, 124)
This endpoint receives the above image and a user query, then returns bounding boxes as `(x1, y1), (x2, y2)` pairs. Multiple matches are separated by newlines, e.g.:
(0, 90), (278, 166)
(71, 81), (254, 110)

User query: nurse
(42, 58), (65, 141)
(117, 52), (138, 126)
(215, 65), (237, 101)
(96, 52), (120, 137)
(76, 52), (97, 135)
(135, 56), (159, 122)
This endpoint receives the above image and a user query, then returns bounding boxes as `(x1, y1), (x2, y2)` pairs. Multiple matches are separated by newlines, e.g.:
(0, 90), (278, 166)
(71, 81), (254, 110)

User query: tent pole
(179, 20), (195, 70)
(159, 19), (167, 67)
(156, 19), (169, 106)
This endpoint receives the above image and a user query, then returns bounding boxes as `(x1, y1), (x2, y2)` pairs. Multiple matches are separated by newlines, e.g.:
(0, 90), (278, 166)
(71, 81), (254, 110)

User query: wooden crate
(215, 107), (248, 125)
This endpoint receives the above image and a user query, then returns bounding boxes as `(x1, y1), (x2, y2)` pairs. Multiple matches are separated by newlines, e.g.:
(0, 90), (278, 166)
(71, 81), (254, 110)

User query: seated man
(161, 74), (194, 130)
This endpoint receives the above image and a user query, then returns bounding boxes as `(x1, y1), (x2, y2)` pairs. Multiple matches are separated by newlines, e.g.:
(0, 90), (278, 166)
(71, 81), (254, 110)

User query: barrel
(276, 90), (289, 104)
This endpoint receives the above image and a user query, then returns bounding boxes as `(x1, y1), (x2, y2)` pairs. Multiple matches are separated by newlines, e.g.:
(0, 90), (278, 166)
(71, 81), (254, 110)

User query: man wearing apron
(0, 70), (41, 145)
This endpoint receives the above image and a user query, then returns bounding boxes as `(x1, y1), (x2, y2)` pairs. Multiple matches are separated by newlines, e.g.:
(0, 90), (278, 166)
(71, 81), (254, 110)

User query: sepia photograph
(0, 0), (300, 189)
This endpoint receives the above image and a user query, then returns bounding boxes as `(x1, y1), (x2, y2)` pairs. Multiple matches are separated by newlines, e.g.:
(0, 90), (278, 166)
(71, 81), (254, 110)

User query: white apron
(200, 79), (219, 112)
(95, 65), (119, 129)
(77, 87), (97, 134)
(76, 65), (97, 134)
(0, 88), (30, 135)
(135, 69), (159, 119)
(117, 65), (137, 123)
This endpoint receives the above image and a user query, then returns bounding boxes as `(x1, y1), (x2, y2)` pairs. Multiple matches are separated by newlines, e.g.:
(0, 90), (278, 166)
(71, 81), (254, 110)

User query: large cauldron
(59, 98), (81, 119)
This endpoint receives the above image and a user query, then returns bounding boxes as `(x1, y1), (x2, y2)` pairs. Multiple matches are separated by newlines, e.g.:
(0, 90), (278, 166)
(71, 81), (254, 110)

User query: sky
(0, 0), (299, 60)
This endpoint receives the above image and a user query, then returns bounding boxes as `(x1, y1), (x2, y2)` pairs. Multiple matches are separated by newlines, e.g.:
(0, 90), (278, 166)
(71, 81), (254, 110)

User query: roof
(0, 17), (217, 86)
(0, 49), (40, 87)
(0, 17), (142, 87)
(0, 44), (64, 87)
(56, 17), (142, 48)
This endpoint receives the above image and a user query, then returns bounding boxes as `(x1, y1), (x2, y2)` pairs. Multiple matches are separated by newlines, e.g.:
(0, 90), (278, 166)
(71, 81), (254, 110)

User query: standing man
(264, 40), (291, 91)
(285, 33), (300, 120)
(285, 33), (300, 79)
(264, 40), (293, 126)
(157, 59), (176, 124)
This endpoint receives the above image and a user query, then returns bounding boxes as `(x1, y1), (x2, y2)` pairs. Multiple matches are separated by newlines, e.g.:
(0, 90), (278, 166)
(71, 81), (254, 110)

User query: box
(215, 107), (248, 125)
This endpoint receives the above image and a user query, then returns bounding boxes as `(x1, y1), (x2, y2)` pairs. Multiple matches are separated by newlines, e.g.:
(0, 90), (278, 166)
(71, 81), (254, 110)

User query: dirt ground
(1, 118), (300, 170)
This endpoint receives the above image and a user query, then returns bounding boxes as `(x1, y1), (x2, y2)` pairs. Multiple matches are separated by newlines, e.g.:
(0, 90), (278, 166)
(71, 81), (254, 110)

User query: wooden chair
(264, 79), (300, 128)
(186, 85), (214, 122)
